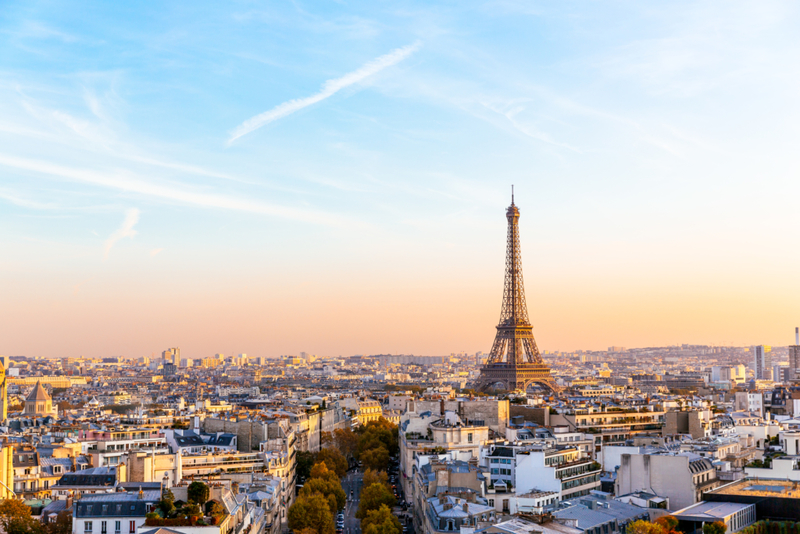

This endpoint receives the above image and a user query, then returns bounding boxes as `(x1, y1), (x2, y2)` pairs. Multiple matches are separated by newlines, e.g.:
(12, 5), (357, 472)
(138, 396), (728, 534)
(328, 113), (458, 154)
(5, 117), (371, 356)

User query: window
(101, 521), (107, 534)
(84, 522), (93, 533)
(115, 522), (121, 534)
(129, 521), (135, 533)
(468, 433), (473, 443)
(488, 499), (494, 507)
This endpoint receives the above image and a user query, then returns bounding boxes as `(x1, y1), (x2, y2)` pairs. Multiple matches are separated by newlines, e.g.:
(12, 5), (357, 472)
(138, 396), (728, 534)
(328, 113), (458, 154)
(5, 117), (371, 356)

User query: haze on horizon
(1, 1), (799, 360)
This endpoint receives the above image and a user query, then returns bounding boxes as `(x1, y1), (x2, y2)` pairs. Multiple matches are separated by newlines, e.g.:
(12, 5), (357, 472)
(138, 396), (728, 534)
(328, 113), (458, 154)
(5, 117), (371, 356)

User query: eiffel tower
(473, 191), (560, 393)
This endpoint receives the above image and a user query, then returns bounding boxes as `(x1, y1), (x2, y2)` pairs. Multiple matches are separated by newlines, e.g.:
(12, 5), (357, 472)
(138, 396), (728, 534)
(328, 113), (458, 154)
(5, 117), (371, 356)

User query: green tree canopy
(703, 522), (727, 534)
(0, 500), (42, 534)
(627, 520), (666, 534)
(317, 448), (347, 478)
(357, 419), (398, 457)
(654, 516), (679, 533)
(361, 447), (390, 472)
(301, 475), (346, 512)
(356, 482), (396, 520)
(187, 481), (210, 506)
(362, 469), (390, 490)
(362, 504), (401, 534)
(297, 450), (316, 482)
(288, 492), (335, 534)
(43, 511), (71, 534)
(333, 428), (358, 459)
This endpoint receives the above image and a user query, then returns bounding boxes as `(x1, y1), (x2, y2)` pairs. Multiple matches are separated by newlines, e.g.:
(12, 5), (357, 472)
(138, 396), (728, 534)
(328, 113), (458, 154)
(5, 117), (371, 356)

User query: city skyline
(2, 2), (800, 358)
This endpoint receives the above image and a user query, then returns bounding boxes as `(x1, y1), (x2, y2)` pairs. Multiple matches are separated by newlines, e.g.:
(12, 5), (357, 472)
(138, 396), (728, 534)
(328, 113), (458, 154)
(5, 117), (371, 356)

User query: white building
(73, 490), (160, 534)
(711, 365), (746, 385)
(734, 393), (764, 417)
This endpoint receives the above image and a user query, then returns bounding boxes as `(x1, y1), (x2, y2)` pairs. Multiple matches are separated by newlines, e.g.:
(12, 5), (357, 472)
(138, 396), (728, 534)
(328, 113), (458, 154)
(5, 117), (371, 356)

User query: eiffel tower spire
(474, 191), (559, 393)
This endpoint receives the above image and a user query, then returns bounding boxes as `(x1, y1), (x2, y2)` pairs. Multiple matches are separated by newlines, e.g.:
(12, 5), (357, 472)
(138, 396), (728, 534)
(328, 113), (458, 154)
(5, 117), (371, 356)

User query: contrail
(228, 42), (421, 144)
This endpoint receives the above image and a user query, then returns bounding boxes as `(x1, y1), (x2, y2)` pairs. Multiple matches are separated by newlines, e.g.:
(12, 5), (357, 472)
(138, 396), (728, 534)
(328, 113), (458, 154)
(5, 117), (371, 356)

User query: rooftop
(672, 501), (754, 520)
(708, 479), (800, 499)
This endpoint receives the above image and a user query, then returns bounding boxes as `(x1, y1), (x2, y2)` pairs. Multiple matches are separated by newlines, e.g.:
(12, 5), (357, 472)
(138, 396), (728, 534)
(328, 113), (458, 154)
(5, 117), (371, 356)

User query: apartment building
(556, 407), (665, 451)
(615, 453), (719, 511)
(72, 490), (160, 534)
(399, 409), (489, 498)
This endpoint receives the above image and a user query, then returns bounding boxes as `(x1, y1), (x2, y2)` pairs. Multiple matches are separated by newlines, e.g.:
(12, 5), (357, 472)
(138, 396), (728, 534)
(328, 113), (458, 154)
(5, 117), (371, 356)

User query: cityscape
(2, 4), (800, 534)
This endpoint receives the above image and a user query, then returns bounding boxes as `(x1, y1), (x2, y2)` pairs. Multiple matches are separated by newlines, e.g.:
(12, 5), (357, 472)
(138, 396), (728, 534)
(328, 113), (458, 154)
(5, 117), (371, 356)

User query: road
(342, 470), (364, 534)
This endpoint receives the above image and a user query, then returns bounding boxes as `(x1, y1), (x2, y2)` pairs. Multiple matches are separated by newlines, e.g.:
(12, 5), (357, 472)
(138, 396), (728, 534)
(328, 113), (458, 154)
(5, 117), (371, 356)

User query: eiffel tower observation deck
(474, 191), (560, 393)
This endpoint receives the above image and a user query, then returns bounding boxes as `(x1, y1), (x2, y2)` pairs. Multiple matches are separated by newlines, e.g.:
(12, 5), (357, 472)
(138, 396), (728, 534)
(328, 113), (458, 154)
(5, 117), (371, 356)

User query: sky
(1, 1), (800, 359)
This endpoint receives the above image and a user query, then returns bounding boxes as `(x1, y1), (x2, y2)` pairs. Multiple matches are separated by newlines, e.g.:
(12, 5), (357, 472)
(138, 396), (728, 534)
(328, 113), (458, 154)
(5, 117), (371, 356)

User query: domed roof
(26, 381), (51, 402)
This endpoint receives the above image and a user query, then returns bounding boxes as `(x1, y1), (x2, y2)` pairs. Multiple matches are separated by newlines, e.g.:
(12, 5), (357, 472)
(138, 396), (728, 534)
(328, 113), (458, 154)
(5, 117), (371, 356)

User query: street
(342, 470), (364, 534)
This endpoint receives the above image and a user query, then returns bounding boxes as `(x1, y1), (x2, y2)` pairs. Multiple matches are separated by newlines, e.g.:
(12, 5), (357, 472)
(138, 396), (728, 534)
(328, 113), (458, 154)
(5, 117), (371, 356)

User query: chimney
(138, 487), (144, 499)
(796, 327), (799, 346)
(462, 503), (469, 512)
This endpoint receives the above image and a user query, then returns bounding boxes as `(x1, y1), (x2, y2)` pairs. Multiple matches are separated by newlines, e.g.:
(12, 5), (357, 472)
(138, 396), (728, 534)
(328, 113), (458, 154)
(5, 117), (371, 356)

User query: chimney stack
(795, 327), (799, 346)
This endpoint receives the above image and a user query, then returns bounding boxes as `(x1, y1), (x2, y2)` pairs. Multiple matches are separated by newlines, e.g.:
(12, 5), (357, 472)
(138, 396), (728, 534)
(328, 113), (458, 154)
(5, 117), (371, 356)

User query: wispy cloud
(150, 248), (164, 257)
(104, 208), (140, 260)
(228, 41), (421, 144)
(0, 153), (349, 226)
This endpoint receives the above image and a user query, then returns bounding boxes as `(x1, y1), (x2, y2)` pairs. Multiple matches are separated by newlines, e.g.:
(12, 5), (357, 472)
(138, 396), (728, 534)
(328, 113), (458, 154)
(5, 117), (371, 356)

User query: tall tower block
(0, 361), (7, 422)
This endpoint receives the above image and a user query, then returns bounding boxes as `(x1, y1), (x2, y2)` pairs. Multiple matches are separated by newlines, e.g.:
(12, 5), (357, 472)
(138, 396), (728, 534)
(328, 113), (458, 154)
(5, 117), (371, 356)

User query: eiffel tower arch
(473, 192), (561, 394)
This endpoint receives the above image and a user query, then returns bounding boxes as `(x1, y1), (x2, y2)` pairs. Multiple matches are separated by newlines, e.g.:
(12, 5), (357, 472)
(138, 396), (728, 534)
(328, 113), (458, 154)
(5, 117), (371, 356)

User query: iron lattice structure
(474, 195), (560, 393)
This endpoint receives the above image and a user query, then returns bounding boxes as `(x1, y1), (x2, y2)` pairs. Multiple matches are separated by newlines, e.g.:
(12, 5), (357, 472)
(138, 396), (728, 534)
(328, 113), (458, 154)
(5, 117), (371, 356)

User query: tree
(357, 420), (398, 457)
(356, 483), (395, 519)
(205, 501), (224, 518)
(0, 500), (43, 534)
(655, 516), (679, 534)
(300, 476), (346, 512)
(362, 469), (390, 490)
(333, 428), (358, 460)
(288, 492), (335, 534)
(187, 481), (210, 506)
(0, 500), (33, 521)
(703, 522), (727, 534)
(317, 448), (347, 478)
(158, 488), (176, 517)
(361, 447), (390, 472)
(362, 504), (401, 534)
(4, 516), (43, 534)
(627, 521), (666, 534)
(297, 450), (316, 482)
(43, 511), (72, 534)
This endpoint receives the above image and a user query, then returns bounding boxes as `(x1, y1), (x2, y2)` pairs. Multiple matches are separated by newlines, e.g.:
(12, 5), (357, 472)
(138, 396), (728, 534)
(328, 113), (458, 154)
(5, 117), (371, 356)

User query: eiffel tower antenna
(473, 191), (560, 393)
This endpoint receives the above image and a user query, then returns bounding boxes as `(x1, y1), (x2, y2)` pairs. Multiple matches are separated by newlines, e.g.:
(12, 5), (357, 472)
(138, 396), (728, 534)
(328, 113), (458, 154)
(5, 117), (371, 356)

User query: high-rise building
(0, 360), (7, 422)
(789, 327), (800, 381)
(473, 192), (559, 393)
(162, 347), (180, 364)
(753, 345), (772, 380)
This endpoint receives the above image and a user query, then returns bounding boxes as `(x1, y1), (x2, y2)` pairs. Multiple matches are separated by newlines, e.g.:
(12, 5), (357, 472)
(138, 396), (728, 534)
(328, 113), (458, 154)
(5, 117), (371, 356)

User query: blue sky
(2, 1), (800, 358)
